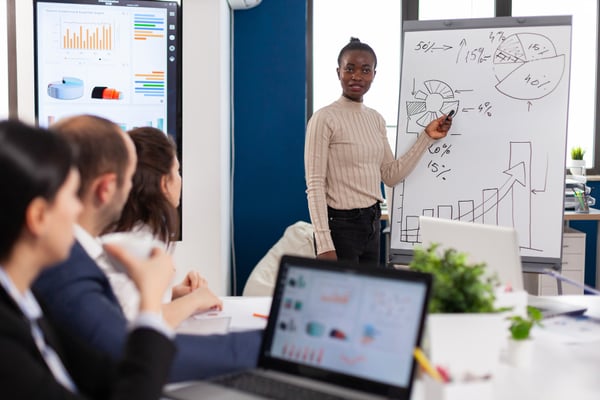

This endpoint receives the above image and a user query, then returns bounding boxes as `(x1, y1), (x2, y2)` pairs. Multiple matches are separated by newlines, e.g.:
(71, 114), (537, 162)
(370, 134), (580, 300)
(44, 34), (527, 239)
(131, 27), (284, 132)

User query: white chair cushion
(242, 221), (314, 296)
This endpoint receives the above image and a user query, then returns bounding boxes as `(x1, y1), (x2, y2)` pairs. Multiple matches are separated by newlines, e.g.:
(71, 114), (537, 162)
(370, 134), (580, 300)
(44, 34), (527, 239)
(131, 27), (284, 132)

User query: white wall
(176, 0), (232, 295)
(15, 0), (34, 123)
(15, 1), (232, 294)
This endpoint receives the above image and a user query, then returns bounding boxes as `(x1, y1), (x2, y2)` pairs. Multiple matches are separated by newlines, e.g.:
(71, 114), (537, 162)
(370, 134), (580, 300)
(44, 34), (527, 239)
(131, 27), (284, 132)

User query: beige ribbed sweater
(305, 96), (433, 254)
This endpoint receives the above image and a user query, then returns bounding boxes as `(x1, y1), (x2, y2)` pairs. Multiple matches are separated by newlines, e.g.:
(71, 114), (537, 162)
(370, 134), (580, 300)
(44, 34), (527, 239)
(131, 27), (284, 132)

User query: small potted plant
(505, 306), (543, 368)
(568, 146), (586, 175)
(409, 244), (505, 375)
(409, 244), (498, 313)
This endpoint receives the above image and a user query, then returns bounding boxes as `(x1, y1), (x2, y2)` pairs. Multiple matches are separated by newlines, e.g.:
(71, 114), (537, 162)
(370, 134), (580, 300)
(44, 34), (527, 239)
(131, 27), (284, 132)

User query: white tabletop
(413, 295), (600, 400)
(175, 295), (600, 399)
(176, 296), (272, 335)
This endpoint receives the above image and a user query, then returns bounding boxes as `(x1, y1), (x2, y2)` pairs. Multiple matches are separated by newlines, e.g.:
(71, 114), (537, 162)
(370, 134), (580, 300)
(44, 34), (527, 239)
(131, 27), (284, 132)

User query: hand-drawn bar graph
(396, 141), (538, 250)
(62, 23), (112, 50)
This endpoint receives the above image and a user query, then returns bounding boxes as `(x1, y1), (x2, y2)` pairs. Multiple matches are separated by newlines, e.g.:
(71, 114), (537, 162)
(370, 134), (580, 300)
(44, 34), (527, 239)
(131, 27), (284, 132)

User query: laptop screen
(419, 215), (525, 290)
(259, 256), (432, 398)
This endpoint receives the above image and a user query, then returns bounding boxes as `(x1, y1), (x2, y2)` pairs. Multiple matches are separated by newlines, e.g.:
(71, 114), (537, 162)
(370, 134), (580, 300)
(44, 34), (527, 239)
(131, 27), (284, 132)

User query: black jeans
(327, 202), (381, 266)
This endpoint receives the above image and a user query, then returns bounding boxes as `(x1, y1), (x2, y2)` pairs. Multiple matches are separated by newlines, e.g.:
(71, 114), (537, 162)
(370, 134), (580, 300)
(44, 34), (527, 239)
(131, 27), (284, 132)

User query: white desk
(176, 296), (271, 335)
(176, 295), (600, 400)
(412, 295), (600, 400)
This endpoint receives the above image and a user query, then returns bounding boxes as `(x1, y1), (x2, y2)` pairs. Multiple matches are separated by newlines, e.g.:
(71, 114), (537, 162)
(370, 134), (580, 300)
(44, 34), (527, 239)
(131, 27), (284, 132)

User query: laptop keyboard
(212, 372), (349, 400)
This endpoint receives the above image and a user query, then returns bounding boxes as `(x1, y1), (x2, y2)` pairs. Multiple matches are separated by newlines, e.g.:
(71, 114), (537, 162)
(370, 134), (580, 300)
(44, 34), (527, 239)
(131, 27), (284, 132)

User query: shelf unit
(524, 227), (586, 295)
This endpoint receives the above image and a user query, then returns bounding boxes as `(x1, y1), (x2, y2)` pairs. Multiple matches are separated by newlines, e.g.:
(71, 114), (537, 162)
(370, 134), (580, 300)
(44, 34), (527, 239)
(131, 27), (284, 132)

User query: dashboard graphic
(34, 0), (181, 145)
(268, 267), (427, 387)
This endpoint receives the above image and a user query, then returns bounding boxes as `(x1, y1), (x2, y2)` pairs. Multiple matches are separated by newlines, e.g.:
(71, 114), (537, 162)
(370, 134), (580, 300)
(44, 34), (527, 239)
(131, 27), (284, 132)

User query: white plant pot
(567, 159), (586, 176)
(505, 338), (535, 368)
(425, 313), (506, 376)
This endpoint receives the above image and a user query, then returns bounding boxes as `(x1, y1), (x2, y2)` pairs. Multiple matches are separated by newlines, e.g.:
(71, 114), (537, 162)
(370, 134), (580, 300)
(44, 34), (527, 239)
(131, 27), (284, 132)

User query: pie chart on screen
(493, 33), (565, 100)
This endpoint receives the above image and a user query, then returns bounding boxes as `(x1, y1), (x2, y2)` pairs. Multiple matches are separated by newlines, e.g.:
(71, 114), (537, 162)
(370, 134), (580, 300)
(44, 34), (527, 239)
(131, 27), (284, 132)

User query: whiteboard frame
(389, 15), (573, 275)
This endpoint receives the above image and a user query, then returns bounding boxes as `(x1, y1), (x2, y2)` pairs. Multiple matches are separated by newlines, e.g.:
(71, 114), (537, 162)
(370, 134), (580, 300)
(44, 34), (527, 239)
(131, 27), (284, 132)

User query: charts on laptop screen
(268, 265), (428, 388)
(33, 0), (181, 149)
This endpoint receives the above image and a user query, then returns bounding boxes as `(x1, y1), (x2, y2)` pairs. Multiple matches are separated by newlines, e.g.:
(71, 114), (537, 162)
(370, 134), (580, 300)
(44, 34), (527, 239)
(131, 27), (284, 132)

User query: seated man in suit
(0, 119), (176, 399)
(33, 115), (262, 383)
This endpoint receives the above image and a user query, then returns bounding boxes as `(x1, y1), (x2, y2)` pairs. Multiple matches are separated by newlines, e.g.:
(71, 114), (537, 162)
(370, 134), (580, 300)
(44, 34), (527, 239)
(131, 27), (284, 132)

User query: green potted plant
(505, 306), (543, 367)
(409, 244), (507, 375)
(568, 146), (586, 175)
(507, 305), (543, 340)
(571, 146), (585, 161)
(409, 244), (498, 313)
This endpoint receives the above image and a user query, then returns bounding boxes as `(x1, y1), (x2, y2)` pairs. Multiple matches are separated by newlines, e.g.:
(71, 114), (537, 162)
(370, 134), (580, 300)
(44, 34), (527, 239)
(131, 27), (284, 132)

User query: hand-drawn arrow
(531, 156), (548, 194)
(457, 162), (527, 221)
(429, 45), (453, 51)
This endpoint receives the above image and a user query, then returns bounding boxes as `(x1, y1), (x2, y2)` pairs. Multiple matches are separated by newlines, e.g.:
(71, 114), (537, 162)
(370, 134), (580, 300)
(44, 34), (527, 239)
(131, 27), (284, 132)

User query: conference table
(413, 295), (600, 400)
(176, 296), (271, 335)
(176, 295), (600, 400)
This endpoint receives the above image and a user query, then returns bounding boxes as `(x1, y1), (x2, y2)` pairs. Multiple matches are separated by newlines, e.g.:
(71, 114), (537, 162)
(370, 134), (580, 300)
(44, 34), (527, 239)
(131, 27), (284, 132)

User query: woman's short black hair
(0, 119), (74, 260)
(337, 37), (378, 68)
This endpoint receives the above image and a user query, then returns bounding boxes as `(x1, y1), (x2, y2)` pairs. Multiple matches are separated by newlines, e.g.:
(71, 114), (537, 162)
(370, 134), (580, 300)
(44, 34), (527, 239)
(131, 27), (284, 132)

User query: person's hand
(172, 271), (208, 300)
(425, 113), (453, 140)
(103, 243), (174, 314)
(188, 287), (223, 314)
(317, 250), (337, 261)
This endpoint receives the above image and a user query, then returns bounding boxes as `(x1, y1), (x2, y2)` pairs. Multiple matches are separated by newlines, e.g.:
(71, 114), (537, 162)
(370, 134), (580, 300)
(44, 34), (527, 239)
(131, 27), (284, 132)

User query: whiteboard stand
(389, 15), (572, 278)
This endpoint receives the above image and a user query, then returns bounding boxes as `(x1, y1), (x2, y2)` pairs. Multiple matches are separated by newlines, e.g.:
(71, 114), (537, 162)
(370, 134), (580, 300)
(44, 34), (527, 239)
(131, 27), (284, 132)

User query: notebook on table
(165, 255), (432, 400)
(418, 216), (587, 318)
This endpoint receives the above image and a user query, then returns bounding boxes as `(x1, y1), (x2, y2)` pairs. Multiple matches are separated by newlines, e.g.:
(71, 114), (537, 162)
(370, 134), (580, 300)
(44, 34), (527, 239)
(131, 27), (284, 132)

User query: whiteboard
(389, 16), (572, 270)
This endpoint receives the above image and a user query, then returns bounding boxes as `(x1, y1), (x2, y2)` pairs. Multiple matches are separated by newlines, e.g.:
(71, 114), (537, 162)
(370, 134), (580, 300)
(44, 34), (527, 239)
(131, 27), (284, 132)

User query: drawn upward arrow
(457, 162), (527, 221)
(527, 101), (533, 112)
(503, 162), (527, 187)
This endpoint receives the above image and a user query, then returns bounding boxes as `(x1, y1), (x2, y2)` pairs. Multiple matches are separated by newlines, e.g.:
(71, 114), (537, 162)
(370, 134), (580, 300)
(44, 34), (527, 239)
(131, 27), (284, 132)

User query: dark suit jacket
(33, 240), (263, 383)
(0, 284), (175, 400)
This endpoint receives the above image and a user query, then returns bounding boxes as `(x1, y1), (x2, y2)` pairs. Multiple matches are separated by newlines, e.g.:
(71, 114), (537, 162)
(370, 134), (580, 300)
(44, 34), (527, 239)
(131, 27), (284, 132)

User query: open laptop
(166, 255), (432, 400)
(418, 216), (587, 318)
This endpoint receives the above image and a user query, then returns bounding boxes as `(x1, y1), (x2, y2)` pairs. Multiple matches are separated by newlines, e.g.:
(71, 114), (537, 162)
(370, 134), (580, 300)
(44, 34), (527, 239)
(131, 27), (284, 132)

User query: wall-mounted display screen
(33, 0), (181, 148)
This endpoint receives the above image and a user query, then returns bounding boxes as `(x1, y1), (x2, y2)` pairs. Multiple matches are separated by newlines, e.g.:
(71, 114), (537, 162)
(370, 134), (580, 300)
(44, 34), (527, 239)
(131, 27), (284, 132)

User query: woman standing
(305, 37), (452, 265)
(0, 119), (176, 399)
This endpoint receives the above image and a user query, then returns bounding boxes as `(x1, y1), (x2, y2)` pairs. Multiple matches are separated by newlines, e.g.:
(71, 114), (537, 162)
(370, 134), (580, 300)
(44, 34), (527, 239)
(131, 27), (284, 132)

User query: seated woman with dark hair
(108, 126), (182, 247)
(0, 119), (176, 399)
(102, 126), (221, 326)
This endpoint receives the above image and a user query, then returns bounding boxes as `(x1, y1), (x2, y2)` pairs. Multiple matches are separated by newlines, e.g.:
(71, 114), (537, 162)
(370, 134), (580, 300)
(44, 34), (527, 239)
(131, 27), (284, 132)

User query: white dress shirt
(74, 225), (174, 338)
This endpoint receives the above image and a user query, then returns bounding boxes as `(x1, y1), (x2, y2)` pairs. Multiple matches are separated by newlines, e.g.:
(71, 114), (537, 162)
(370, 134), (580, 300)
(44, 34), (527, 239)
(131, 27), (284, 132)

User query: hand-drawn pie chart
(406, 79), (459, 133)
(493, 33), (565, 100)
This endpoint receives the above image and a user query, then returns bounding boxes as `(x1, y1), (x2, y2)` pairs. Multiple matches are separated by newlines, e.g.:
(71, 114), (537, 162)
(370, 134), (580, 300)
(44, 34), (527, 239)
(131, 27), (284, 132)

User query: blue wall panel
(232, 2), (309, 294)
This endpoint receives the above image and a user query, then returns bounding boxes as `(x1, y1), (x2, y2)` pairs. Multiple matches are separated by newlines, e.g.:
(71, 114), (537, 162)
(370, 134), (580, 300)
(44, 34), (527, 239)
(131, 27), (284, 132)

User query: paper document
(176, 311), (230, 335)
(534, 315), (600, 344)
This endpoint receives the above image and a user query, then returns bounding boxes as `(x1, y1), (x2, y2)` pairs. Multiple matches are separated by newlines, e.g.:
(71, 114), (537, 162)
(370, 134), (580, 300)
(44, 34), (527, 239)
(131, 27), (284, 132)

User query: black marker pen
(444, 109), (456, 122)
